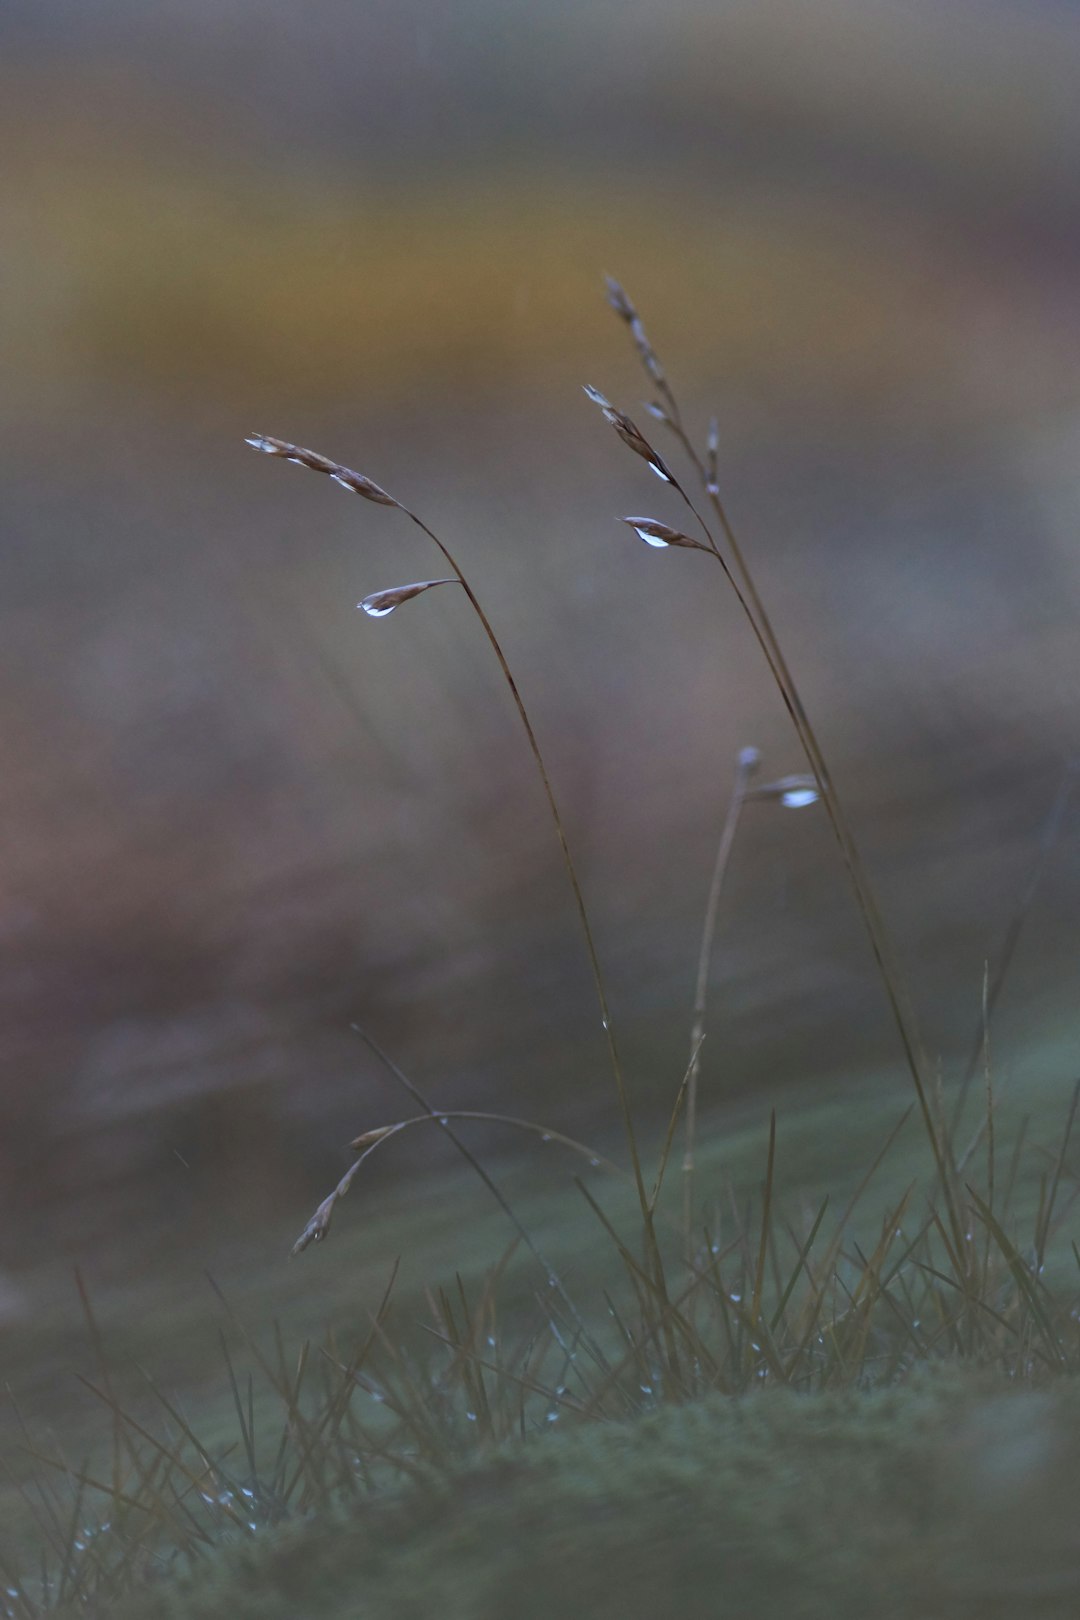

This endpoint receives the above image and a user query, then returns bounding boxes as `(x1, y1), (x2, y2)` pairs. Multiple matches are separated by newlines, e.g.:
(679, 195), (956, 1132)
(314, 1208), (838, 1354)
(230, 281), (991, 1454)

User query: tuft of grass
(7, 282), (1080, 1616)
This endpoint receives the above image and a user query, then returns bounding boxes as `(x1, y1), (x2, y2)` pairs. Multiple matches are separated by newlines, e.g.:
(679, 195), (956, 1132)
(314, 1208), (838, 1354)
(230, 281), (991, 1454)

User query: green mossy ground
(109, 1368), (1080, 1620)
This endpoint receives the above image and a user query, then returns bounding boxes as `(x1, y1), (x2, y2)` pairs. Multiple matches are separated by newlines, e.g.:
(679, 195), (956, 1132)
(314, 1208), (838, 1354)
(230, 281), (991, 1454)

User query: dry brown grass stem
(598, 279), (963, 1259)
(247, 431), (675, 1340)
(682, 745), (759, 1249)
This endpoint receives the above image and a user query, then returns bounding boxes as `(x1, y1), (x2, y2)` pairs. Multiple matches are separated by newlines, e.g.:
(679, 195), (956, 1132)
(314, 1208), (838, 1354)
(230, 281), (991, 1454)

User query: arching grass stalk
(245, 435), (676, 1352)
(588, 286), (966, 1262)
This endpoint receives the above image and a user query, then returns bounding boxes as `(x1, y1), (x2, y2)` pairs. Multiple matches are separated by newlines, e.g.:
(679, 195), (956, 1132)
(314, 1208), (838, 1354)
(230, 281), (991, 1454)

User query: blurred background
(3, 0), (1080, 1307)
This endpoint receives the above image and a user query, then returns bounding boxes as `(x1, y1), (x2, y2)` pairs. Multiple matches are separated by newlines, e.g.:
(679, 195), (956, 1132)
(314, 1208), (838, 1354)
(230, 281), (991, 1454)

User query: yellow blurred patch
(1, 98), (954, 412)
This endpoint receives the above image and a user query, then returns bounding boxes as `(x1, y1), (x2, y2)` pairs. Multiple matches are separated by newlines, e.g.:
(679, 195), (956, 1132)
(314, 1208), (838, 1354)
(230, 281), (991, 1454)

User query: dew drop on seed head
(541, 1132), (552, 1143)
(360, 600), (397, 618)
(331, 473), (357, 491)
(781, 788), (818, 809)
(632, 525), (669, 547)
(438, 1116), (449, 1126)
(648, 462), (672, 482)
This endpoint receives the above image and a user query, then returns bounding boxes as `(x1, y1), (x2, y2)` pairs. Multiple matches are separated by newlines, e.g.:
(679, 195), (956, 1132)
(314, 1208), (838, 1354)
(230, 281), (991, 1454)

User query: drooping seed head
(359, 578), (460, 618)
(246, 435), (399, 507)
(620, 516), (707, 552)
(349, 1125), (398, 1150)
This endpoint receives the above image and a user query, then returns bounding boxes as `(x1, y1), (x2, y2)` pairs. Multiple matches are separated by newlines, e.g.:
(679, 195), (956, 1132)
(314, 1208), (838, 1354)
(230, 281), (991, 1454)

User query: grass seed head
(620, 516), (707, 552)
(359, 578), (460, 618)
(246, 434), (399, 506)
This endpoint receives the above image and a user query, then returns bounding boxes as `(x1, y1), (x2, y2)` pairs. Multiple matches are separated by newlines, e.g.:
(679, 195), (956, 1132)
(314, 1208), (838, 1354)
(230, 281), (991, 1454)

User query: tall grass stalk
(593, 281), (965, 1259)
(244, 435), (678, 1365)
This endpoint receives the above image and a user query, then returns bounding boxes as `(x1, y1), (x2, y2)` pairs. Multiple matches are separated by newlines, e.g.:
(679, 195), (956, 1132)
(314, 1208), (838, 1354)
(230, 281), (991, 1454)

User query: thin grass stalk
(342, 1023), (612, 1375)
(683, 746), (758, 1248)
(248, 436), (672, 1329)
(952, 757), (1079, 1131)
(599, 287), (964, 1253)
(396, 506), (663, 1274)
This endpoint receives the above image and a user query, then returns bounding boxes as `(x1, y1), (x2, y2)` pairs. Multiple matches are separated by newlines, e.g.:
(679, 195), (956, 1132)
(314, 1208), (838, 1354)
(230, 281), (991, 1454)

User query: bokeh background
(4, 0), (1080, 1311)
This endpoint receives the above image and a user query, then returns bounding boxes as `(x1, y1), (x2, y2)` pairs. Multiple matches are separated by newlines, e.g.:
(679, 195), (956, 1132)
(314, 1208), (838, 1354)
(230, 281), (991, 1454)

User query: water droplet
(547, 1273), (559, 1289)
(589, 1157), (600, 1167)
(780, 788), (818, 809)
(639, 1384), (653, 1396)
(331, 473), (357, 491)
(487, 1334), (497, 1348)
(546, 1411), (559, 1423)
(370, 1390), (384, 1402)
(648, 462), (672, 483)
(360, 600), (397, 618)
(729, 1292), (741, 1303)
(601, 1016), (609, 1030)
(632, 525), (670, 548)
(465, 1411), (477, 1422)
(541, 1132), (552, 1143)
(438, 1116), (449, 1126)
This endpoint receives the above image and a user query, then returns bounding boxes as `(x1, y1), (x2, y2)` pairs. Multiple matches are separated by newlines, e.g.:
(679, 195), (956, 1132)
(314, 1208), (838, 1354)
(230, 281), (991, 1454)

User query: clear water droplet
(729, 1292), (741, 1303)
(648, 462), (672, 483)
(360, 600), (397, 618)
(632, 525), (669, 548)
(465, 1411), (477, 1422)
(639, 1384), (653, 1396)
(780, 788), (818, 809)
(438, 1116), (449, 1126)
(331, 473), (357, 491)
(546, 1411), (559, 1423)
(589, 1157), (600, 1167)
(541, 1132), (552, 1143)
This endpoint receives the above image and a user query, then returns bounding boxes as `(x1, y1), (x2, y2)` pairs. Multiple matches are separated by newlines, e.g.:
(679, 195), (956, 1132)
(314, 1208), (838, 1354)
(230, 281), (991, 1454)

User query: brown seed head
(246, 435), (399, 507)
(349, 1125), (398, 1150)
(583, 388), (675, 484)
(359, 578), (460, 618)
(621, 517), (707, 552)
